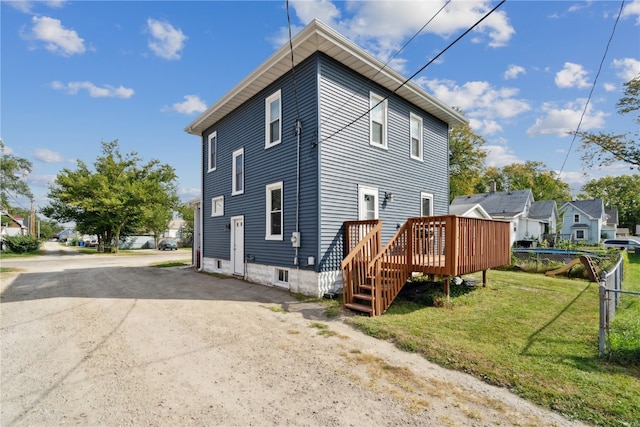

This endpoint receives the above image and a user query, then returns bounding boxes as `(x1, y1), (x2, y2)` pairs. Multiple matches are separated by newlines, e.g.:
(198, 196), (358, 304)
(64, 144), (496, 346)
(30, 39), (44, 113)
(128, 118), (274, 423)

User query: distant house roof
(449, 203), (491, 219)
(605, 208), (619, 226)
(185, 19), (466, 136)
(450, 189), (533, 217)
(561, 199), (605, 220)
(529, 200), (557, 220)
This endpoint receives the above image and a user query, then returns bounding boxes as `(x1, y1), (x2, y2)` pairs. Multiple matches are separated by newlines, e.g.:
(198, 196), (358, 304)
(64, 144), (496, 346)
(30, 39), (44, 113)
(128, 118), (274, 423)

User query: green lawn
(346, 252), (640, 427)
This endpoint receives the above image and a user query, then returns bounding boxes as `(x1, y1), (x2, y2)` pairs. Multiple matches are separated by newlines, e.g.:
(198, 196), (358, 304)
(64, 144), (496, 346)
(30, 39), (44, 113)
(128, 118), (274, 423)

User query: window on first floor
(266, 181), (283, 240)
(421, 192), (433, 216)
(211, 196), (224, 217)
(232, 148), (244, 195)
(576, 230), (585, 239)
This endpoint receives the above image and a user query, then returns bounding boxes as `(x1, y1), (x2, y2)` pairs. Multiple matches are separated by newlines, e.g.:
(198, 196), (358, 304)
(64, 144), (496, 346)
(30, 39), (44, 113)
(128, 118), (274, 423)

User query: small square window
(277, 269), (289, 283)
(211, 196), (224, 217)
(232, 148), (244, 195)
(573, 214), (580, 223)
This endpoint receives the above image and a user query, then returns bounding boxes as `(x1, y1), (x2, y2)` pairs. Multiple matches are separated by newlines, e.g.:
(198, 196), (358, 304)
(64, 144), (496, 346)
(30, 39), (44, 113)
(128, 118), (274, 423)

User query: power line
(557, 0), (625, 180)
(321, 0), (452, 127)
(320, 0), (506, 145)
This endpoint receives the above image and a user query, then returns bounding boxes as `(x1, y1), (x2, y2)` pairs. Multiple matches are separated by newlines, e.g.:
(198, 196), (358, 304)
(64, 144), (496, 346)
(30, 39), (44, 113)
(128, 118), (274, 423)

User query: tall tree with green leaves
(43, 140), (179, 252)
(0, 140), (33, 209)
(449, 114), (487, 201)
(176, 203), (194, 243)
(578, 174), (640, 230)
(474, 161), (572, 203)
(575, 76), (640, 169)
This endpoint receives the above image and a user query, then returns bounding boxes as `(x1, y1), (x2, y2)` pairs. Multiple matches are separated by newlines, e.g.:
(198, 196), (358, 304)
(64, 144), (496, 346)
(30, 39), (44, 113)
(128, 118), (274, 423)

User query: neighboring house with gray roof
(603, 208), (618, 239)
(448, 203), (491, 219)
(558, 199), (606, 244)
(450, 189), (558, 247)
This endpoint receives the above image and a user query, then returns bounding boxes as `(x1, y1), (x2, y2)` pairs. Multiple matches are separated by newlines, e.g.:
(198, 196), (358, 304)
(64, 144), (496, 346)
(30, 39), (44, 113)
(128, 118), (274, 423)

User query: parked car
(83, 235), (98, 247)
(602, 238), (640, 251)
(158, 239), (178, 251)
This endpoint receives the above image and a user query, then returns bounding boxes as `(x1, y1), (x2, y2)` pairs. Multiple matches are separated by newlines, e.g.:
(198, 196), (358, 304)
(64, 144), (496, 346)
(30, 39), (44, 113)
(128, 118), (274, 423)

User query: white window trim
(207, 131), (217, 172)
(265, 90), (282, 149)
(410, 113), (423, 161)
(358, 185), (379, 220)
(275, 268), (289, 284)
(266, 181), (283, 240)
(369, 92), (388, 149)
(232, 148), (244, 195)
(421, 192), (434, 216)
(211, 195), (224, 217)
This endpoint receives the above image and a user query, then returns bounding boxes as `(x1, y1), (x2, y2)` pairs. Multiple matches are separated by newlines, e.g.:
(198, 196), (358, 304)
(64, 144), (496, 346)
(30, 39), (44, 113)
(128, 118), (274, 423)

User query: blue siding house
(559, 199), (606, 244)
(185, 20), (466, 297)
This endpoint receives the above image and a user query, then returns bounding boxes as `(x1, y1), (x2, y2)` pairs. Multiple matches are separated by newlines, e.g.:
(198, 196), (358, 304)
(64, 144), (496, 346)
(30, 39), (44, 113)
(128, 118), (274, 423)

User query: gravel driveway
(0, 242), (586, 426)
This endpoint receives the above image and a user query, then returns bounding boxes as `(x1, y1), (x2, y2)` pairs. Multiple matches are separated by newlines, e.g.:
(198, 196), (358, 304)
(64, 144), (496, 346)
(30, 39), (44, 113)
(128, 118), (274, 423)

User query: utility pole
(30, 199), (36, 236)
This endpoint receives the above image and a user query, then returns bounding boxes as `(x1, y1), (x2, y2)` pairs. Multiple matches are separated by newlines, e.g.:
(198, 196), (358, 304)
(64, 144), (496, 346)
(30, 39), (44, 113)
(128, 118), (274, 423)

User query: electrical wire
(556, 0), (625, 180)
(320, 0), (506, 145)
(321, 0), (451, 127)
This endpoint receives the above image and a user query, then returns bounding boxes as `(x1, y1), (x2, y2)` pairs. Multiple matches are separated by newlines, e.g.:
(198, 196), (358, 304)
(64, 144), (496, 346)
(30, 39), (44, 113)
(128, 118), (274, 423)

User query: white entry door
(231, 216), (244, 275)
(358, 185), (378, 220)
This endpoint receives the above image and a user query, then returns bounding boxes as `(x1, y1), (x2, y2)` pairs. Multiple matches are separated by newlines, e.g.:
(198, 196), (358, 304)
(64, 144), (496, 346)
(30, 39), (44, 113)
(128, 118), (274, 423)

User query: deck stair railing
(341, 216), (511, 316)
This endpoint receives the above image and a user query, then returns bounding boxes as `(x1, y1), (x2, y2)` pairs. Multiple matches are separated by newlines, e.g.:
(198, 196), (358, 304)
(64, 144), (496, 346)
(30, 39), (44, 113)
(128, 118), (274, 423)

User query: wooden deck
(342, 216), (511, 316)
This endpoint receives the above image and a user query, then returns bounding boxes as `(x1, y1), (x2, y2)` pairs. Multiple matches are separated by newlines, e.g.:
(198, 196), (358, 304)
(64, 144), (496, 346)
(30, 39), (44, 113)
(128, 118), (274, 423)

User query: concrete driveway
(0, 243), (585, 426)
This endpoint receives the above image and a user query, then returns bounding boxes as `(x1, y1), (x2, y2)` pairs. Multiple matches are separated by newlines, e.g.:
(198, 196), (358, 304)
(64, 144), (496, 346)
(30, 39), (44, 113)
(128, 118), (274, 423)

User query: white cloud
(603, 82), (617, 92)
(179, 187), (201, 199)
(556, 170), (588, 190)
(164, 95), (207, 115)
(483, 144), (522, 167)
(417, 78), (530, 135)
(51, 81), (134, 98)
(504, 64), (525, 80)
(34, 148), (73, 163)
(7, 0), (65, 13)
(288, 0), (514, 61)
(555, 62), (590, 89)
(28, 174), (58, 188)
(621, 0), (640, 24)
(146, 18), (187, 60)
(23, 15), (85, 56)
(611, 58), (640, 81)
(526, 99), (607, 137)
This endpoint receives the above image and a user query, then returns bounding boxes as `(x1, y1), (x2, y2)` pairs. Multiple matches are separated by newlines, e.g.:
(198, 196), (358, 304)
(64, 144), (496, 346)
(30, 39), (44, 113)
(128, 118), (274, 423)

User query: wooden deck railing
(341, 216), (510, 316)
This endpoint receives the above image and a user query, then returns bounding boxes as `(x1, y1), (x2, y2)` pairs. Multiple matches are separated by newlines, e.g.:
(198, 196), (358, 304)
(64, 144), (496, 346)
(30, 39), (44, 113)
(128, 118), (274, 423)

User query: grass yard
(346, 252), (640, 427)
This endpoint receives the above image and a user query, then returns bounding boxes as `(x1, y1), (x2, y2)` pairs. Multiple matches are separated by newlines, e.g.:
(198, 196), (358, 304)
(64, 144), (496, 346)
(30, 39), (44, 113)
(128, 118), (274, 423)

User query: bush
(3, 235), (41, 253)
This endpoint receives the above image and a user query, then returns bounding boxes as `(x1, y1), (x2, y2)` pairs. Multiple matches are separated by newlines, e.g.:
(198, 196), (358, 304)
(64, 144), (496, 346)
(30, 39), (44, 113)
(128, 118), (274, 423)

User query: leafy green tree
(43, 140), (179, 252)
(474, 161), (572, 203)
(449, 113), (487, 201)
(578, 174), (640, 230)
(141, 204), (176, 249)
(575, 76), (640, 169)
(0, 140), (33, 208)
(176, 203), (195, 243)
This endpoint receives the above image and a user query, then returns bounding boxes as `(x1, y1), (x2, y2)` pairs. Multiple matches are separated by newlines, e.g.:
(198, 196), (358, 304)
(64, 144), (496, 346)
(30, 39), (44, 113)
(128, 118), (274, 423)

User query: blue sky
(2, 0), (639, 214)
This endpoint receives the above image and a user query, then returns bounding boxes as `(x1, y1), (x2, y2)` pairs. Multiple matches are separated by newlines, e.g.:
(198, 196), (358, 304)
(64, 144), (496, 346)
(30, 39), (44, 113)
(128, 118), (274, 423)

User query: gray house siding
(317, 54), (450, 272)
(201, 55), (319, 270)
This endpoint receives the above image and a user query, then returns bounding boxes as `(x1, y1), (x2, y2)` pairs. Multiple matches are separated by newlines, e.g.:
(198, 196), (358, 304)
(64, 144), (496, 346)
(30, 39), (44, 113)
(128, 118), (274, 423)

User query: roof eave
(185, 19), (466, 136)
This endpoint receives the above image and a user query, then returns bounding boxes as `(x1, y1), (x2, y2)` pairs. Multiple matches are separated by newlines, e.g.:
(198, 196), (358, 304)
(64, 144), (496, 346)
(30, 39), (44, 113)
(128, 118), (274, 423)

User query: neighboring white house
(558, 199), (605, 244)
(450, 189), (559, 247)
(603, 209), (619, 239)
(163, 220), (186, 239)
(0, 211), (27, 237)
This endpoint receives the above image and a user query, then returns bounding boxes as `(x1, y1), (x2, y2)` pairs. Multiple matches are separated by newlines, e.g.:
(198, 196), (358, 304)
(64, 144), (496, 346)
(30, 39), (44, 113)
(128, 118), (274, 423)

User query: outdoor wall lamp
(224, 223), (231, 231)
(384, 192), (394, 203)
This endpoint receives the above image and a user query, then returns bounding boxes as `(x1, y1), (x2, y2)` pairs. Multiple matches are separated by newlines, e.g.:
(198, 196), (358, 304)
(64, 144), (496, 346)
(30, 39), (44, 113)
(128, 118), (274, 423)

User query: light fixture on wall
(384, 192), (394, 203)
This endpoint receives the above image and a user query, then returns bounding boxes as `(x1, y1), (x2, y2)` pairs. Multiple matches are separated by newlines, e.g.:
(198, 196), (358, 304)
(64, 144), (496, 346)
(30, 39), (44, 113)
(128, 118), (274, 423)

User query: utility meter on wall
(291, 232), (301, 248)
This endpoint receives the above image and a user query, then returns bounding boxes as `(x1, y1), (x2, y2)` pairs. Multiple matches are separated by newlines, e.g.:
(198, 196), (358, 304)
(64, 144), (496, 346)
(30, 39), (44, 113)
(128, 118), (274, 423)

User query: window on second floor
(232, 148), (244, 195)
(265, 90), (282, 148)
(266, 181), (283, 240)
(574, 214), (580, 223)
(208, 131), (217, 172)
(370, 92), (387, 149)
(410, 113), (423, 161)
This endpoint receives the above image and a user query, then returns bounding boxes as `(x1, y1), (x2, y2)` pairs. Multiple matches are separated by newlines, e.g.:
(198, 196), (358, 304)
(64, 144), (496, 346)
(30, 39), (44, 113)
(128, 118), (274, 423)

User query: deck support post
(444, 277), (450, 298)
(482, 270), (487, 287)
